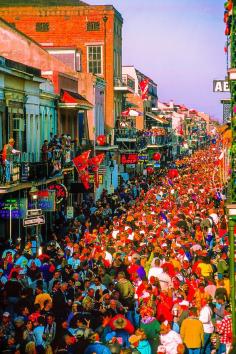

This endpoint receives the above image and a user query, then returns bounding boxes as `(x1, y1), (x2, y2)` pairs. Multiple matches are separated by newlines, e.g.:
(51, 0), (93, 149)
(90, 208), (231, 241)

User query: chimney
(169, 100), (174, 108)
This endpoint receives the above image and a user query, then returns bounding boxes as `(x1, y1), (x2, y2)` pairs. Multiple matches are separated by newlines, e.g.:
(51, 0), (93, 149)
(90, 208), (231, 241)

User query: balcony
(114, 74), (135, 93)
(146, 135), (170, 147)
(114, 128), (147, 152)
(0, 148), (77, 193)
(115, 128), (138, 142)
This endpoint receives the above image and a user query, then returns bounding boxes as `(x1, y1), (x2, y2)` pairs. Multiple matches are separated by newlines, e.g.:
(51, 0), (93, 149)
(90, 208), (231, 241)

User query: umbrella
(121, 108), (142, 117)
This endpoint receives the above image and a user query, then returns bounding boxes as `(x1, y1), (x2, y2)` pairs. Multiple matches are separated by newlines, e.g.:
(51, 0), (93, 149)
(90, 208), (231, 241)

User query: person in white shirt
(148, 259), (163, 281)
(160, 321), (182, 354)
(199, 299), (214, 354)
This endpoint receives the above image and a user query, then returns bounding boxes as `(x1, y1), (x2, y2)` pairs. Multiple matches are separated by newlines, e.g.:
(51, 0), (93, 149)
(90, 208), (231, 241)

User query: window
(87, 46), (102, 74)
(87, 21), (100, 31)
(36, 22), (49, 32)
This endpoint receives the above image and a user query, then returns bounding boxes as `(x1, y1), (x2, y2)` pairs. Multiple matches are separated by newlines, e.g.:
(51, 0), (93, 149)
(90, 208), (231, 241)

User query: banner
(72, 150), (91, 172)
(139, 79), (149, 100)
(88, 154), (105, 187)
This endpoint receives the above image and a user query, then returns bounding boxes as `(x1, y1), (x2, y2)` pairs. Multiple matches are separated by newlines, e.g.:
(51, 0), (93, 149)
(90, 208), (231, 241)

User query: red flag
(88, 153), (105, 169)
(139, 79), (149, 100)
(80, 170), (90, 190)
(73, 150), (91, 172)
(88, 153), (104, 187)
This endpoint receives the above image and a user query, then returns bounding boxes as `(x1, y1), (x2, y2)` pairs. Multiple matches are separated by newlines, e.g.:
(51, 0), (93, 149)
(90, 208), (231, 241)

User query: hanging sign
(89, 174), (103, 184)
(121, 154), (139, 164)
(138, 154), (149, 162)
(67, 206), (74, 219)
(213, 80), (230, 92)
(0, 198), (27, 219)
(48, 183), (68, 204)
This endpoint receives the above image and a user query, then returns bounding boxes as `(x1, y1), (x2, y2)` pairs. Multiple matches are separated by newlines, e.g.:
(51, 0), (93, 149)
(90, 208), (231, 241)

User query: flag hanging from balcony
(72, 150), (91, 172)
(88, 153), (105, 187)
(80, 170), (90, 190)
(139, 79), (149, 100)
(88, 153), (105, 170)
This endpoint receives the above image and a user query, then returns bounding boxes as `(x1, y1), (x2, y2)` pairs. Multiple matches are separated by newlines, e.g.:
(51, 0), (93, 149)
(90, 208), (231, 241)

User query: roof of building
(0, 0), (89, 6)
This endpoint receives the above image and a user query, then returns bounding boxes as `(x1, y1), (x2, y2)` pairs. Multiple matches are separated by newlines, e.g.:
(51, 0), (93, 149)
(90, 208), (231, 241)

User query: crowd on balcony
(0, 142), (234, 354)
(0, 134), (81, 185)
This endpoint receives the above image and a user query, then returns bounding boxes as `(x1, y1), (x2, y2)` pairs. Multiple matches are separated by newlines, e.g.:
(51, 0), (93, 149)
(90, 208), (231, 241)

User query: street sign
(67, 206), (74, 219)
(23, 215), (45, 227)
(26, 209), (42, 218)
(213, 80), (230, 92)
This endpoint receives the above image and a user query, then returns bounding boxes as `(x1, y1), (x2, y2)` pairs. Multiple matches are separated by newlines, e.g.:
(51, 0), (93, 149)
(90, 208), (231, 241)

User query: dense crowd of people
(0, 142), (235, 354)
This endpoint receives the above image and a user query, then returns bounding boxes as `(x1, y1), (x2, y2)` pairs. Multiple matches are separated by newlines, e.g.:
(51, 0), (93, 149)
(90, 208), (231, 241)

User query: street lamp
(29, 185), (38, 207)
(109, 159), (114, 188)
(29, 185), (39, 254)
(226, 204), (236, 342)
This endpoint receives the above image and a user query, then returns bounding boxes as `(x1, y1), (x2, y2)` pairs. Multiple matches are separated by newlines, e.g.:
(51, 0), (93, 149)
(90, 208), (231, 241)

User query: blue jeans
(218, 343), (226, 354)
(202, 333), (211, 354)
(187, 349), (201, 354)
(5, 160), (12, 182)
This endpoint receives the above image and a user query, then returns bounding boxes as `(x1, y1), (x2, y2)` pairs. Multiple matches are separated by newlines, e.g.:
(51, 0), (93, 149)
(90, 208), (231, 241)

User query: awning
(121, 108), (142, 117)
(59, 89), (93, 110)
(146, 112), (169, 124)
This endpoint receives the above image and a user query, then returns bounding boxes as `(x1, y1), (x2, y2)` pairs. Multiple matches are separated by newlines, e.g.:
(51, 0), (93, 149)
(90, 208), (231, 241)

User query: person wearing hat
(0, 312), (15, 344)
(2, 138), (20, 183)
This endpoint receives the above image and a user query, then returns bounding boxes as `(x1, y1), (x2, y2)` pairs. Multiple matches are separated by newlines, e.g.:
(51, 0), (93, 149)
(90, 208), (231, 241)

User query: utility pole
(227, 0), (236, 343)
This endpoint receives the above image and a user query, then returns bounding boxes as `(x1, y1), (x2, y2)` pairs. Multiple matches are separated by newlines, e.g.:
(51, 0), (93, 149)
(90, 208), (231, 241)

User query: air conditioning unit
(13, 118), (24, 131)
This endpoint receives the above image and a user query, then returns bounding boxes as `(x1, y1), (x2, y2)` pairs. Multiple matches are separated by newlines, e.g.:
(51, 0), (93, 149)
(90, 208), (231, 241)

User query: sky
(88, 0), (229, 121)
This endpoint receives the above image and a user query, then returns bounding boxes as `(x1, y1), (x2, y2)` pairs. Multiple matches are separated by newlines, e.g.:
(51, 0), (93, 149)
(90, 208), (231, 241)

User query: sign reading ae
(213, 80), (230, 93)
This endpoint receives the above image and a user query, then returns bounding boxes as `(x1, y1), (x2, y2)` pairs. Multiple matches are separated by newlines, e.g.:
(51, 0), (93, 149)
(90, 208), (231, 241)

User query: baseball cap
(3, 312), (10, 317)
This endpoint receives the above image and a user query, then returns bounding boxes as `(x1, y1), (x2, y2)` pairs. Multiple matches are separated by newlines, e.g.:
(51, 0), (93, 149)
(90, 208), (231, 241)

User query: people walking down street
(180, 307), (204, 354)
(0, 142), (233, 353)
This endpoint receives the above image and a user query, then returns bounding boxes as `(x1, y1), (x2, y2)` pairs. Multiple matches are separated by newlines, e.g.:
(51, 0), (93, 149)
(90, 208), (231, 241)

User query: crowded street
(0, 140), (235, 354)
(0, 0), (235, 353)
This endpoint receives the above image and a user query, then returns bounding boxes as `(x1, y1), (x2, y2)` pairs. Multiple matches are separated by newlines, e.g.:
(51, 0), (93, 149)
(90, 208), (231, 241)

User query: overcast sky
(89, 0), (229, 121)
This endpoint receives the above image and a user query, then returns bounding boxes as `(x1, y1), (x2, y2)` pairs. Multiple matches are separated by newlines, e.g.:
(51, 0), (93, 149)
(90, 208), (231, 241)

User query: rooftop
(0, 0), (89, 6)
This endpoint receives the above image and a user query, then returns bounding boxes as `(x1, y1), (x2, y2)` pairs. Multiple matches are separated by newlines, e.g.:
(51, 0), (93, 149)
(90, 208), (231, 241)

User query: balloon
(153, 152), (161, 161)
(225, 26), (230, 36)
(147, 166), (154, 174)
(96, 135), (106, 146)
(211, 139), (216, 145)
(168, 169), (179, 179)
(227, 1), (233, 11)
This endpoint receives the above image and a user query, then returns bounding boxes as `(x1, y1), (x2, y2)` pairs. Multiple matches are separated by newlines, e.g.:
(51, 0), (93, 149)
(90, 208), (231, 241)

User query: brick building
(0, 0), (124, 132)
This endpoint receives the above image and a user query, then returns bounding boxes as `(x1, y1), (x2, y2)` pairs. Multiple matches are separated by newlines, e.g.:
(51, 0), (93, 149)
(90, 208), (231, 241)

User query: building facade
(0, 0), (124, 133)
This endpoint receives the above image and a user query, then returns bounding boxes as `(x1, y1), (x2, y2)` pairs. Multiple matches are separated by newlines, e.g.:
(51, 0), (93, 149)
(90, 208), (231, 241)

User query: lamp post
(226, 204), (236, 342)
(29, 185), (39, 254)
(109, 159), (114, 192)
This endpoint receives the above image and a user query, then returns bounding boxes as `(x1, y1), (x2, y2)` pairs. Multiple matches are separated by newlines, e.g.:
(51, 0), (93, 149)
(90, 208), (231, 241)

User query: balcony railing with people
(114, 74), (135, 92)
(114, 127), (172, 151)
(0, 143), (82, 187)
